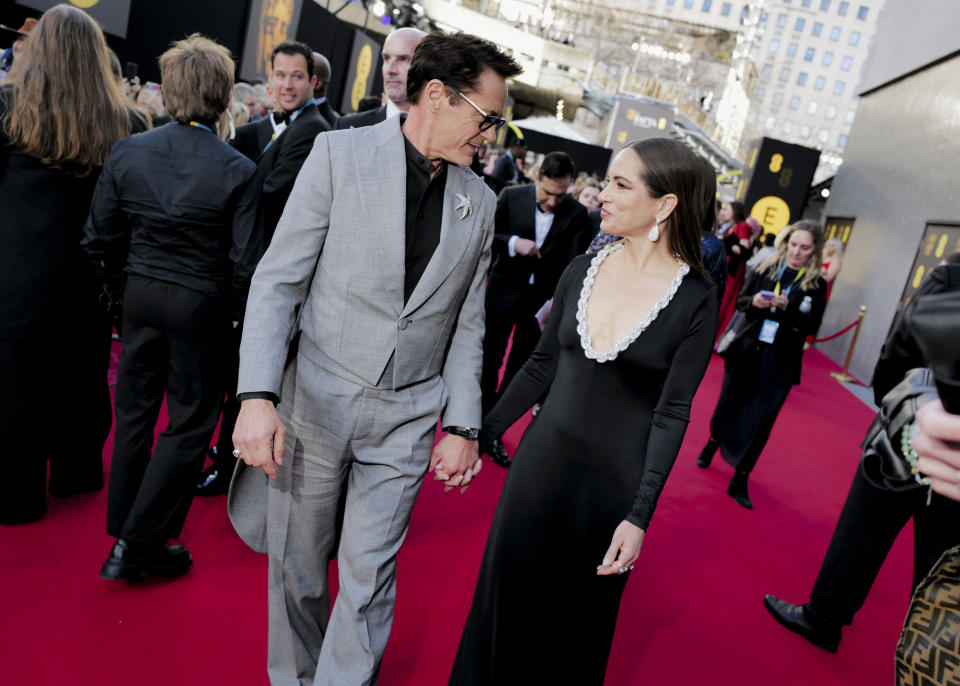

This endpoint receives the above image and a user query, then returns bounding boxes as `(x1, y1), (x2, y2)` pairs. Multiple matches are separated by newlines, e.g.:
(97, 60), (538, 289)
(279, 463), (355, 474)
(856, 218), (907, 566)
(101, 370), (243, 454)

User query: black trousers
(107, 276), (227, 545)
(0, 319), (112, 524)
(710, 370), (791, 474)
(213, 323), (242, 468)
(806, 464), (960, 628)
(480, 305), (542, 417)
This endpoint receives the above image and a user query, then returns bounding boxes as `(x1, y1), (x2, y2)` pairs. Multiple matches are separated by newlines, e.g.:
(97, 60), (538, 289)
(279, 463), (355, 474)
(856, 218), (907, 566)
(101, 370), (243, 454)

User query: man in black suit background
(312, 51), (340, 127)
(480, 151), (591, 466)
(335, 27), (424, 129)
(488, 138), (526, 194)
(197, 40), (330, 495)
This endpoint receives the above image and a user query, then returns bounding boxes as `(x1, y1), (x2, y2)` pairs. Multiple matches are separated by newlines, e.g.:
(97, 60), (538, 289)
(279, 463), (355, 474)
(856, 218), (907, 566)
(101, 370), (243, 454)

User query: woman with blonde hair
(696, 219), (828, 509)
(0, 5), (142, 524)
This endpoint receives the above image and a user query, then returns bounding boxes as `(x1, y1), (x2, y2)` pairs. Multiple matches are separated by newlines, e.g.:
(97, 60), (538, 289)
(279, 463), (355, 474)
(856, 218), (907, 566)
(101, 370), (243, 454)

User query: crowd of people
(3, 5), (960, 686)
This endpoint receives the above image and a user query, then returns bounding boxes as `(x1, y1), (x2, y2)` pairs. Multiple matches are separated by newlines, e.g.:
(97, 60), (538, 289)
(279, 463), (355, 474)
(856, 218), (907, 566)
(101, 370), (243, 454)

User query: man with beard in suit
(479, 151), (591, 467)
(335, 27), (424, 129)
(197, 40), (330, 495)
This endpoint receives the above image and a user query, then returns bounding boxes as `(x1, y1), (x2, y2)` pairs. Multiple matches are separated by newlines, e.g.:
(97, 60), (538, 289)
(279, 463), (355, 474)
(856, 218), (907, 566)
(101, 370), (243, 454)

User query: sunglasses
(445, 84), (506, 132)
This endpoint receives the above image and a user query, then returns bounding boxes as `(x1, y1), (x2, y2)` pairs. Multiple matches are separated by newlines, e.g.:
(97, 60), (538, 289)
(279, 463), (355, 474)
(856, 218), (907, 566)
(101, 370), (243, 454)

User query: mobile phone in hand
(124, 61), (138, 80)
(759, 290), (777, 299)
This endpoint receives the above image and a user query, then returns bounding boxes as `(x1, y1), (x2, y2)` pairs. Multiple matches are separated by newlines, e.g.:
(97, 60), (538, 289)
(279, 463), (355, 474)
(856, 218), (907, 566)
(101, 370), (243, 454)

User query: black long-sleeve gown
(449, 250), (718, 685)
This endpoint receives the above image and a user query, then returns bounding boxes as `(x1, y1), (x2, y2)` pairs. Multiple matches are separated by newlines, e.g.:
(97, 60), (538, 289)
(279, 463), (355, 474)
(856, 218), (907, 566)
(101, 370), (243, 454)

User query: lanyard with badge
(264, 98), (315, 152)
(758, 264), (805, 344)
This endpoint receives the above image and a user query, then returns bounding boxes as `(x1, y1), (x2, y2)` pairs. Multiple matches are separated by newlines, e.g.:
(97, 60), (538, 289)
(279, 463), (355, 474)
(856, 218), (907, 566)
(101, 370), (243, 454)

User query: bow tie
(273, 111), (292, 125)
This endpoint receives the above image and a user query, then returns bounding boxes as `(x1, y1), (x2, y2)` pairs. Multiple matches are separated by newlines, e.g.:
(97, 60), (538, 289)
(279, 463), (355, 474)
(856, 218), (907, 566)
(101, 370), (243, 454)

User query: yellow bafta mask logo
(657, 117), (667, 130)
(617, 130), (628, 144)
(70, 0), (100, 7)
(351, 44), (373, 111)
(258, 0), (296, 76)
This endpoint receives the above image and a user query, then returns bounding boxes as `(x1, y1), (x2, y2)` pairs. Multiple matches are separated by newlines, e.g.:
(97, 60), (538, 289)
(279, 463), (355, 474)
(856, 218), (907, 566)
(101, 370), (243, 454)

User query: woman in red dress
(717, 207), (761, 337)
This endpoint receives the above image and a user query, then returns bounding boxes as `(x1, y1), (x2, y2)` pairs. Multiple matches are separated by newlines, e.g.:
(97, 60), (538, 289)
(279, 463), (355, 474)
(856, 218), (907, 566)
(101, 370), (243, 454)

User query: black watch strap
(443, 425), (480, 441)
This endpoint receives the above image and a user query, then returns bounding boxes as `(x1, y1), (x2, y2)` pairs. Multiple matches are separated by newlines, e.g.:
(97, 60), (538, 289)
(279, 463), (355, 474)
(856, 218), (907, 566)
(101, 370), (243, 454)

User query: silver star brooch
(455, 193), (472, 220)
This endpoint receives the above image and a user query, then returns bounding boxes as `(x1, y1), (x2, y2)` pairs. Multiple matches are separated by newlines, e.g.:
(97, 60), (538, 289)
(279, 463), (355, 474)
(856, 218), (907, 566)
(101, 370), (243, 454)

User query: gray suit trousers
(264, 344), (446, 685)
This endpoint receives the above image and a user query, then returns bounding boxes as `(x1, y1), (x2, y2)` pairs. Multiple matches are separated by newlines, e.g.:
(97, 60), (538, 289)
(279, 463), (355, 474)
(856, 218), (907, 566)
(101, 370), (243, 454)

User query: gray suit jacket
(237, 114), (495, 428)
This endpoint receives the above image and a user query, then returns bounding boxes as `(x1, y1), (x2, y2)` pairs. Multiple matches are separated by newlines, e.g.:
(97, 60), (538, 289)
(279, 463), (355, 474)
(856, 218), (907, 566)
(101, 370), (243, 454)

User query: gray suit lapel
(401, 167), (478, 316)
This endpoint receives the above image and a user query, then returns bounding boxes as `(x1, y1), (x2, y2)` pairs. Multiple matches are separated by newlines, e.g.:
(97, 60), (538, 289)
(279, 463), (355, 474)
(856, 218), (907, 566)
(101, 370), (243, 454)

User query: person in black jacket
(479, 151), (592, 466)
(0, 6), (141, 525)
(763, 262), (960, 653)
(696, 219), (828, 508)
(82, 34), (263, 580)
(311, 51), (340, 127)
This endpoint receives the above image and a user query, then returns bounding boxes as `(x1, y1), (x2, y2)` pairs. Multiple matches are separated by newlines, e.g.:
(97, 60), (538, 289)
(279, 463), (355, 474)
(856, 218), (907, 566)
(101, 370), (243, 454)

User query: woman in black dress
(0, 6), (140, 523)
(449, 139), (719, 685)
(696, 220), (827, 509)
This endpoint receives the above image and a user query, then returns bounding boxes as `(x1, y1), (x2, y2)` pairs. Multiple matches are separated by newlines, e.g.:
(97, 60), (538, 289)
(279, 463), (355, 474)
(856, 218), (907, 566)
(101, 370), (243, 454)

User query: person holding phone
(696, 220), (828, 508)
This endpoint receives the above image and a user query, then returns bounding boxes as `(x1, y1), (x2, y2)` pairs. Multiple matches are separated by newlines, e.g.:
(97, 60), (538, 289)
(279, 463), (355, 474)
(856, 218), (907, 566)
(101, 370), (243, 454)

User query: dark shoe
(100, 538), (192, 581)
(482, 437), (512, 468)
(196, 463), (232, 496)
(727, 471), (753, 509)
(696, 437), (720, 468)
(763, 595), (841, 652)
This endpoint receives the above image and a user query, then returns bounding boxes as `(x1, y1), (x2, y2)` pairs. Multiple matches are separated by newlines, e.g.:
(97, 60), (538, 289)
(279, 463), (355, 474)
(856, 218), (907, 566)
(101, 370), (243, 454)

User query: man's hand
(430, 434), (481, 493)
(513, 238), (541, 258)
(233, 399), (286, 479)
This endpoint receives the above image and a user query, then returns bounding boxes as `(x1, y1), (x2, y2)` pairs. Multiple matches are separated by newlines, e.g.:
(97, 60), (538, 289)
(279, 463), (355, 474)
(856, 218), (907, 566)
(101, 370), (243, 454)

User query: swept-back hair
(757, 219), (825, 290)
(626, 138), (708, 277)
(2, 5), (130, 177)
(406, 32), (522, 104)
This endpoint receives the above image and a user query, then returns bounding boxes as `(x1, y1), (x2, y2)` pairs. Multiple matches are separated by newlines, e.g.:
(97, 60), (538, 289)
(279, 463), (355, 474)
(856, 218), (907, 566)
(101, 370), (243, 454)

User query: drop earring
(648, 216), (661, 242)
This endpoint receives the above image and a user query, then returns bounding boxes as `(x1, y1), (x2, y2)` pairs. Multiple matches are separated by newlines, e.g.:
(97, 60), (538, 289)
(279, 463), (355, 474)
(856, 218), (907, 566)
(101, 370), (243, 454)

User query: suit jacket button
(399, 318), (409, 330)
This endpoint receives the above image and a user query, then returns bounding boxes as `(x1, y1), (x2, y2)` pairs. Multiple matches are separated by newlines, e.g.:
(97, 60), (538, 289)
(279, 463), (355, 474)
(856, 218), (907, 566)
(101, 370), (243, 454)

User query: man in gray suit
(228, 32), (522, 685)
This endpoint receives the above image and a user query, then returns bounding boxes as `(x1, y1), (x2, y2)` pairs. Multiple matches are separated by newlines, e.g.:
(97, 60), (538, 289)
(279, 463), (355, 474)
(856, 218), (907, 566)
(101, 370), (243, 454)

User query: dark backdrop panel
(296, 3), (382, 115)
(516, 127), (612, 178)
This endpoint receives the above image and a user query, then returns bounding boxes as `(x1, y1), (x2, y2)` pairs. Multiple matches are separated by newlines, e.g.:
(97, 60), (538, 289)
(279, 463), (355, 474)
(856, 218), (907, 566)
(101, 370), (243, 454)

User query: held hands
(514, 238), (541, 258)
(597, 520), (645, 576)
(430, 434), (482, 493)
(232, 399), (286, 479)
(914, 400), (960, 501)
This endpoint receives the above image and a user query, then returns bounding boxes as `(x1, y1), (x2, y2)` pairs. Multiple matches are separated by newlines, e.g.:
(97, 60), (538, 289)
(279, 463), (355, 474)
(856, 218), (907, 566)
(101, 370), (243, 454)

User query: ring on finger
(232, 448), (242, 458)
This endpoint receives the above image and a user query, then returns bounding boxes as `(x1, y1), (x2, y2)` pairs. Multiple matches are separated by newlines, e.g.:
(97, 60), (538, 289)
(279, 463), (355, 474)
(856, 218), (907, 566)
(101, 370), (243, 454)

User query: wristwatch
(443, 425), (480, 441)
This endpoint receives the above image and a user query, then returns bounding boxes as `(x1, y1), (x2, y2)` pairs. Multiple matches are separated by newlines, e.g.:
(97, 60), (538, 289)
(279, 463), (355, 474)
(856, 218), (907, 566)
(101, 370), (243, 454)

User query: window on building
(830, 26), (841, 41)
(772, 91), (784, 105)
(815, 76), (826, 90)
(844, 108), (856, 124)
(762, 63), (772, 76)
(826, 104), (838, 118)
(797, 71), (808, 85)
(702, 0), (712, 11)
(777, 13), (787, 27)
(755, 86), (766, 100)
(820, 0), (830, 10)
(779, 67), (791, 81)
(748, 111), (758, 124)
(841, 55), (853, 71)
(838, 1), (849, 15)
(822, 51), (833, 66)
(789, 96), (801, 110)
(667, 0), (676, 4)
(857, 5), (868, 20)
(795, 18), (806, 31)
(801, 124), (811, 137)
(759, 10), (768, 22)
(807, 100), (819, 114)
(721, 2), (732, 16)
(787, 42), (798, 56)
(783, 120), (793, 133)
(838, 133), (848, 147)
(742, 6), (751, 18)
(802, 0), (812, 6)
(684, 0), (693, 9)
(818, 129), (830, 143)
(812, 22), (823, 36)
(768, 39), (780, 53)
(804, 47), (815, 61)
(833, 80), (845, 95)
(765, 116), (776, 129)
(849, 30), (861, 45)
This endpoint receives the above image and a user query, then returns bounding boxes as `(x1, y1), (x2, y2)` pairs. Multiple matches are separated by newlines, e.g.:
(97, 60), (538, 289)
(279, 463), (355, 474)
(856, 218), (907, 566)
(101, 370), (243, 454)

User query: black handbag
(860, 368), (939, 492)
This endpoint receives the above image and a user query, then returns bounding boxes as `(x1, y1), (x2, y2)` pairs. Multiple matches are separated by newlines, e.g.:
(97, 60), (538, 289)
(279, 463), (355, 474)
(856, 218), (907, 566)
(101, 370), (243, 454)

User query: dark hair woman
(0, 5), (141, 524)
(697, 219), (828, 508)
(449, 138), (718, 685)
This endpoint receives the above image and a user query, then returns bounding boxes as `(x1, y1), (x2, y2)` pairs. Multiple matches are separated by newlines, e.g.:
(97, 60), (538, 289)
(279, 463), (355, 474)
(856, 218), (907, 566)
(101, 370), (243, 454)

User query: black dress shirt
(82, 122), (263, 321)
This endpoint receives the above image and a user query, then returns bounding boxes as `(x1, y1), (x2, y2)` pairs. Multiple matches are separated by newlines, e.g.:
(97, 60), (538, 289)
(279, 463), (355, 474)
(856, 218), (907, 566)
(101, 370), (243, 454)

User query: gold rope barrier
(830, 306), (867, 383)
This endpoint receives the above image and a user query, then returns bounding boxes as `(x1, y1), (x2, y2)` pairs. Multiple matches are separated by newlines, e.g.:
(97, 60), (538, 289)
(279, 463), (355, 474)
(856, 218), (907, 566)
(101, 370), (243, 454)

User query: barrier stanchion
(830, 305), (867, 383)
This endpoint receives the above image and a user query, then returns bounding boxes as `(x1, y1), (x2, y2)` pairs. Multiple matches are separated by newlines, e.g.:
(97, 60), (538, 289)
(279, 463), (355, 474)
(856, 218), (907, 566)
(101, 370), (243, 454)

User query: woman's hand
(752, 292), (774, 309)
(914, 400), (960, 501)
(597, 520), (645, 576)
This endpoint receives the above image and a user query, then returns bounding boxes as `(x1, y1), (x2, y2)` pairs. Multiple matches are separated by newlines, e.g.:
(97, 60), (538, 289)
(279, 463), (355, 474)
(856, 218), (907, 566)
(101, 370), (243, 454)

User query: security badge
(759, 319), (780, 344)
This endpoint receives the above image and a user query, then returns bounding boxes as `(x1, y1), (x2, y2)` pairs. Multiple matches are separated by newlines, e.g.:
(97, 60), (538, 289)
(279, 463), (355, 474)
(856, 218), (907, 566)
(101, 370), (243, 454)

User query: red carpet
(0, 350), (909, 685)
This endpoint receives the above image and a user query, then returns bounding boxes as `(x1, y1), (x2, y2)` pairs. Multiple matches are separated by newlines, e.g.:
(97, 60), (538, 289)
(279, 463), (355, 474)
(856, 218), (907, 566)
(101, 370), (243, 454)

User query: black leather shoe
(196, 463), (232, 496)
(696, 437), (719, 468)
(763, 595), (841, 652)
(727, 471), (753, 509)
(482, 437), (512, 468)
(100, 539), (192, 581)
